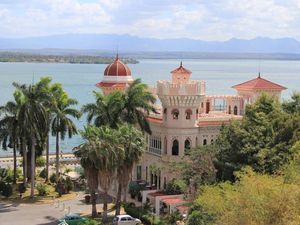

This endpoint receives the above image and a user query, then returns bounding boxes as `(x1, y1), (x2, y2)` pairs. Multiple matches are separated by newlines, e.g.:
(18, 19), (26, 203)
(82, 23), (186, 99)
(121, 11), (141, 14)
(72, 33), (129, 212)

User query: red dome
(104, 55), (131, 76)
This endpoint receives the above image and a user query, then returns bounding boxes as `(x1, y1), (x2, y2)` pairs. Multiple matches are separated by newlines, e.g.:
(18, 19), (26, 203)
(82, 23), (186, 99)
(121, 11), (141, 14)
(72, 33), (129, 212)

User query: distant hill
(1, 34), (300, 54)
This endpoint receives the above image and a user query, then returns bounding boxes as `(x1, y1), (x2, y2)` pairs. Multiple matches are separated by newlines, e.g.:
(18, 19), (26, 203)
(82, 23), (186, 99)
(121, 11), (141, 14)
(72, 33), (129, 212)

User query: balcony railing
(148, 147), (162, 155)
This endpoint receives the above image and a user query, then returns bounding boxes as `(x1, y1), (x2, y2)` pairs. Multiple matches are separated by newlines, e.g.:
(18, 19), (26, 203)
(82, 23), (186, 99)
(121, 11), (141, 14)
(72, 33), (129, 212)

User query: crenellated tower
(157, 62), (206, 128)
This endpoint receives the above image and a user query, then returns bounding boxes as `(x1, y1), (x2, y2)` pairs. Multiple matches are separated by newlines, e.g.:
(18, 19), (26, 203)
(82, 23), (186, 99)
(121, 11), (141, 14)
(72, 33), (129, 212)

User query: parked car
(112, 215), (141, 225)
(58, 213), (87, 225)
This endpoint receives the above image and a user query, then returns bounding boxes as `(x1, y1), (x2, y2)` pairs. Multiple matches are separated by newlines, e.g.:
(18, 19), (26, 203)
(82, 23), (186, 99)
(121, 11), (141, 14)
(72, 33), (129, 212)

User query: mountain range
(1, 34), (300, 54)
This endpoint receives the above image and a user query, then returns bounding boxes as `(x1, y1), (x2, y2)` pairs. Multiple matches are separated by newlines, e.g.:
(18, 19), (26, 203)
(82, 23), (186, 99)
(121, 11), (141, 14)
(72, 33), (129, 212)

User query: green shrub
(165, 178), (187, 195)
(64, 177), (73, 193)
(50, 173), (56, 184)
(128, 181), (141, 198)
(39, 168), (47, 179)
(18, 183), (27, 194)
(36, 183), (50, 196)
(2, 183), (13, 197)
(78, 219), (102, 225)
(36, 156), (46, 167)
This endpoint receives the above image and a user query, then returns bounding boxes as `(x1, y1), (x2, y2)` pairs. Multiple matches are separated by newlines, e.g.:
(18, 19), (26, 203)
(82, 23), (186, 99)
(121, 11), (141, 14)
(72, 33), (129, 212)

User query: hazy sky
(0, 0), (299, 40)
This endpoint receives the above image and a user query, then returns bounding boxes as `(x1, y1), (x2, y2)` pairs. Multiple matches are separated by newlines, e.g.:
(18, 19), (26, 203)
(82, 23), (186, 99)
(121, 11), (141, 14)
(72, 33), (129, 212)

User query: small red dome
(104, 55), (131, 76)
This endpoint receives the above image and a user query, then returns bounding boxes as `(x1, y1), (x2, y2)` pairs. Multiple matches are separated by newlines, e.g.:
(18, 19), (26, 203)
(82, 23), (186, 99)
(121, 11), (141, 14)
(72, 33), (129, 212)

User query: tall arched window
(196, 137), (198, 146)
(234, 106), (238, 115)
(185, 109), (192, 120)
(171, 109), (179, 120)
(164, 108), (167, 120)
(184, 139), (191, 153)
(203, 139), (207, 145)
(172, 139), (179, 155)
(228, 105), (231, 114)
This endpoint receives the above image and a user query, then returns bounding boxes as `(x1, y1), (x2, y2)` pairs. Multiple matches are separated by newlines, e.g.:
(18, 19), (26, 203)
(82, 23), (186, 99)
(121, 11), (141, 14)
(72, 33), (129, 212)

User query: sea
(0, 59), (299, 156)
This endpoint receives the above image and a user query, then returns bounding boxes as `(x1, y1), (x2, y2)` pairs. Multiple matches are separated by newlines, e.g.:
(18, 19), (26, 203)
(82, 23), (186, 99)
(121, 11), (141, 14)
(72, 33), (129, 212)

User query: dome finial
(180, 61), (183, 67)
(258, 72), (261, 78)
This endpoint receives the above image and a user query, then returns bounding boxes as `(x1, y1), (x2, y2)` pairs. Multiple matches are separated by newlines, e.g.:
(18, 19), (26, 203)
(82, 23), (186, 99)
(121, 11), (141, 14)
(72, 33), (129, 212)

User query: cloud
(0, 0), (299, 40)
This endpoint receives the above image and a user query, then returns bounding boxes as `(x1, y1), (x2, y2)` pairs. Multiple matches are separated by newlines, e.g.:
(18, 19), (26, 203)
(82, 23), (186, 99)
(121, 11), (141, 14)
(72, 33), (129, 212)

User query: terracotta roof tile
(232, 75), (287, 91)
(104, 55), (131, 76)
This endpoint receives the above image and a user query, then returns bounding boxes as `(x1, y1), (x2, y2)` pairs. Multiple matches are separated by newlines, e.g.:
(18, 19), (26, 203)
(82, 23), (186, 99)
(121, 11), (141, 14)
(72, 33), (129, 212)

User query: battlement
(157, 80), (206, 96)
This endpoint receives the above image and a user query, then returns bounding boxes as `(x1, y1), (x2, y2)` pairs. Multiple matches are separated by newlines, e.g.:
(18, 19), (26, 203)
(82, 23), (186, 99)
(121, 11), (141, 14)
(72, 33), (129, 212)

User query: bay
(0, 59), (299, 156)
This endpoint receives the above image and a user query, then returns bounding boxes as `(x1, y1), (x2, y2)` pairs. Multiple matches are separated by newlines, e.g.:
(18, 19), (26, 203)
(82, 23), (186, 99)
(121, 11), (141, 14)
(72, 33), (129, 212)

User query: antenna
(258, 54), (261, 78)
(116, 44), (119, 59)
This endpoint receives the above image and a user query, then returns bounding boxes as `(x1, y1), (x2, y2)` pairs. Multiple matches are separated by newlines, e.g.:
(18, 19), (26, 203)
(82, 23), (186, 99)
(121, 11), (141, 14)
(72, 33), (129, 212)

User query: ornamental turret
(157, 62), (205, 128)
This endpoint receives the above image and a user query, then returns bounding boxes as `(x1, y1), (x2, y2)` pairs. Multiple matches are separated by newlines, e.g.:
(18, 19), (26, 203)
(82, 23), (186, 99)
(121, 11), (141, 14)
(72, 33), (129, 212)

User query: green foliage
(36, 183), (50, 196)
(64, 177), (73, 193)
(189, 167), (300, 225)
(165, 178), (187, 195)
(18, 182), (27, 194)
(78, 219), (102, 225)
(165, 211), (183, 224)
(36, 156), (46, 167)
(39, 168), (47, 179)
(50, 173), (56, 184)
(128, 181), (141, 198)
(215, 94), (300, 180)
(1, 183), (13, 197)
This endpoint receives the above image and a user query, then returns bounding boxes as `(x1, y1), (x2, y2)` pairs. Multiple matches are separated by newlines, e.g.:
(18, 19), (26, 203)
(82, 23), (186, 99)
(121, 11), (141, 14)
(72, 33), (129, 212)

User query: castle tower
(157, 62), (206, 128)
(96, 54), (133, 95)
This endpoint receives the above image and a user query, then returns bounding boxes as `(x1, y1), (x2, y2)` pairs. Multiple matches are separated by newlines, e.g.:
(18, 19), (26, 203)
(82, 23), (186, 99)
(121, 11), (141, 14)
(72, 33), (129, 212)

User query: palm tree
(115, 124), (145, 215)
(0, 93), (22, 184)
(73, 128), (99, 218)
(82, 91), (124, 128)
(122, 78), (157, 134)
(50, 84), (81, 181)
(74, 126), (123, 221)
(14, 82), (48, 198)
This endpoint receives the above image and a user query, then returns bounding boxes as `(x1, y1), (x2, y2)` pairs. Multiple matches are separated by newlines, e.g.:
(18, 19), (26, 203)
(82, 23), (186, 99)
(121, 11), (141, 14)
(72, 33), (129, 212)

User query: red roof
(96, 82), (127, 88)
(161, 198), (186, 205)
(148, 192), (166, 197)
(232, 75), (287, 91)
(176, 205), (189, 214)
(171, 62), (192, 74)
(104, 55), (131, 76)
(147, 117), (163, 124)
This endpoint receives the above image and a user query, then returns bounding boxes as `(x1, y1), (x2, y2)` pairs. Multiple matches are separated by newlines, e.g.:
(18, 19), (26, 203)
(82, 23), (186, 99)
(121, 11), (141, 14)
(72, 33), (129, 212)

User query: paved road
(0, 193), (96, 225)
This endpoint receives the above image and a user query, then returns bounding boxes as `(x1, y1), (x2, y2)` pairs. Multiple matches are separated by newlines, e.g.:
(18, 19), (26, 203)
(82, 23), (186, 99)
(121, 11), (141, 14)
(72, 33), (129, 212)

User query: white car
(112, 215), (141, 225)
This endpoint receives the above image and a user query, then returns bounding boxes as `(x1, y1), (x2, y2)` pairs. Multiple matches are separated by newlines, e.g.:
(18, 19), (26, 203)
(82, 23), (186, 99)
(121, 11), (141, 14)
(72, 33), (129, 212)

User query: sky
(0, 0), (299, 41)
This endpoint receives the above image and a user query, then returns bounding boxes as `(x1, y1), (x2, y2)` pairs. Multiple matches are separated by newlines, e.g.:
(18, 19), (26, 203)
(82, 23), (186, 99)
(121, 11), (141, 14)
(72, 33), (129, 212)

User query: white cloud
(0, 0), (299, 40)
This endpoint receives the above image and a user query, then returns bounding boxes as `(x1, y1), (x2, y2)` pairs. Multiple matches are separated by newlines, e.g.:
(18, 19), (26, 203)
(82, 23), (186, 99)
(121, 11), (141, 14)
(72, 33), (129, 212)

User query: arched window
(211, 139), (214, 144)
(172, 139), (179, 155)
(196, 137), (198, 146)
(164, 108), (167, 120)
(184, 139), (191, 153)
(185, 109), (192, 120)
(203, 139), (207, 145)
(234, 106), (238, 115)
(171, 109), (179, 120)
(228, 105), (231, 114)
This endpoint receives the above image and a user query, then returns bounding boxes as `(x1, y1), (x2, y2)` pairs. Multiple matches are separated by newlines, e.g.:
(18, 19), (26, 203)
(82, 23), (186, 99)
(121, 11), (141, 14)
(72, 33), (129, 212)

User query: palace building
(97, 56), (287, 191)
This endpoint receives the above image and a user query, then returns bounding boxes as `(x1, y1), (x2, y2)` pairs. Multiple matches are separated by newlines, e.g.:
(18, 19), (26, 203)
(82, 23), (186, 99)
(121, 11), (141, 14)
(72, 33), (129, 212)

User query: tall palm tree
(115, 124), (145, 215)
(50, 84), (81, 181)
(122, 78), (157, 134)
(74, 126), (123, 222)
(0, 94), (22, 184)
(82, 91), (124, 128)
(14, 82), (48, 198)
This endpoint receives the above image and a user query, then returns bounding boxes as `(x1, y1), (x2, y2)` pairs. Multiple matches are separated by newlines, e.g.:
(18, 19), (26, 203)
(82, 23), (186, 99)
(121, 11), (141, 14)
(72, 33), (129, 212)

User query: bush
(50, 173), (56, 184)
(36, 156), (46, 167)
(128, 181), (141, 199)
(78, 219), (102, 225)
(2, 183), (13, 197)
(64, 177), (73, 193)
(18, 183), (27, 194)
(39, 168), (47, 179)
(36, 183), (50, 196)
(165, 178), (187, 195)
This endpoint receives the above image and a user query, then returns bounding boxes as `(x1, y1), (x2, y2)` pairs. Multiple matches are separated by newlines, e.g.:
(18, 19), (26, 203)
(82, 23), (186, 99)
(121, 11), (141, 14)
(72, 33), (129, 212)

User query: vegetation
(185, 93), (300, 224)
(75, 78), (156, 219)
(0, 52), (139, 64)
(36, 183), (50, 196)
(164, 178), (188, 195)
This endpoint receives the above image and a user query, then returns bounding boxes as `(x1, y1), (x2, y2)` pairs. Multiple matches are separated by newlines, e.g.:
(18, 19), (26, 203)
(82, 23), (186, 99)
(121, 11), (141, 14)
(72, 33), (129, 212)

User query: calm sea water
(0, 59), (299, 156)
